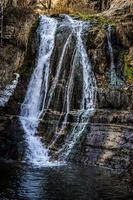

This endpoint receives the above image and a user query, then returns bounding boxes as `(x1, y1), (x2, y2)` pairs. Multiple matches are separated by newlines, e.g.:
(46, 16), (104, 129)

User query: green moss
(100, 16), (116, 26)
(125, 64), (133, 83)
(70, 12), (116, 31)
(94, 16), (116, 30)
(77, 13), (94, 20)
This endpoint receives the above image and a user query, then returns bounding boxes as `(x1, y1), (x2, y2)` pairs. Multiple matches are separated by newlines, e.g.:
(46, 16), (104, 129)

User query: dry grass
(49, 3), (96, 15)
(32, 1), (96, 16)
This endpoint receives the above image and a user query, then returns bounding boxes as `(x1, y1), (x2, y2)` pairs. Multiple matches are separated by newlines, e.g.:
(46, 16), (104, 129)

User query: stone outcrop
(70, 120), (133, 170)
(66, 110), (132, 170)
(0, 0), (133, 173)
(0, 3), (38, 90)
(0, 2), (38, 159)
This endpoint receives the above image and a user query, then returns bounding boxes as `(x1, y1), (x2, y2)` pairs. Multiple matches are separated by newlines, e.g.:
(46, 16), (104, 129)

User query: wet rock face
(69, 110), (133, 172)
(47, 20), (78, 112)
(87, 25), (125, 88)
(97, 87), (133, 110)
(44, 16), (89, 113)
(0, 116), (24, 161)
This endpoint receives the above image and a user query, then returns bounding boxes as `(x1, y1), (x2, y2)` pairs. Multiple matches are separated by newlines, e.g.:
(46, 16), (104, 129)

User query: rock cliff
(0, 0), (133, 173)
(0, 1), (38, 91)
(0, 1), (38, 160)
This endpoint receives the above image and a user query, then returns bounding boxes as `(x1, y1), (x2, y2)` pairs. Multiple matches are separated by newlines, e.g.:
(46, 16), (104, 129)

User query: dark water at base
(0, 163), (132, 200)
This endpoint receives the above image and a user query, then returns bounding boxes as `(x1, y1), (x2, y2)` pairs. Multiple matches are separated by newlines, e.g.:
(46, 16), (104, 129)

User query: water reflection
(0, 163), (132, 200)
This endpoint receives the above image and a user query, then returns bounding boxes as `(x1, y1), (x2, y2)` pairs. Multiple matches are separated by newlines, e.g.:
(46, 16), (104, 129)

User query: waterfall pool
(0, 162), (132, 200)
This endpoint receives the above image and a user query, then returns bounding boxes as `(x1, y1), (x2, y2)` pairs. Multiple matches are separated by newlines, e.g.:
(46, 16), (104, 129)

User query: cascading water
(107, 25), (123, 86)
(57, 17), (96, 159)
(20, 14), (96, 166)
(45, 32), (73, 112)
(20, 16), (58, 166)
(48, 16), (96, 154)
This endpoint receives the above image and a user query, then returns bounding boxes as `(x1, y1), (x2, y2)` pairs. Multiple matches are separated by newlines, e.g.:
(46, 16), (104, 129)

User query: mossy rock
(125, 64), (133, 83)
(72, 13), (116, 29)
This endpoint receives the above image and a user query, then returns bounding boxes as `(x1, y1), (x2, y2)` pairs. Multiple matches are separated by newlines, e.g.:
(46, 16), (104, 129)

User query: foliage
(77, 13), (116, 27)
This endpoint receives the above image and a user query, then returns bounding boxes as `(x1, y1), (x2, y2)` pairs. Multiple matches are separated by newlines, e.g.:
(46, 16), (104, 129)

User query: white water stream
(58, 17), (96, 158)
(20, 16), (58, 166)
(107, 25), (123, 86)
(20, 15), (96, 166)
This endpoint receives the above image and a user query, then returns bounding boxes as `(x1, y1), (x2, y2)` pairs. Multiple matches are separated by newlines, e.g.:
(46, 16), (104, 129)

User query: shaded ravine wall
(0, 3), (39, 160)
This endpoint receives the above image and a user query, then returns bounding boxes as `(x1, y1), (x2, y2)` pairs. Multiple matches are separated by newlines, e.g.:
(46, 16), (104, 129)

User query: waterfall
(20, 16), (58, 166)
(20, 14), (96, 166)
(57, 17), (96, 159)
(45, 32), (73, 111)
(107, 25), (123, 86)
